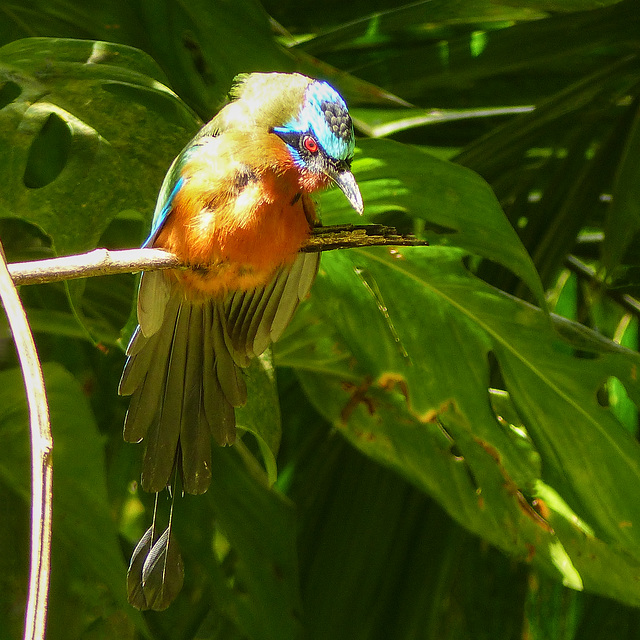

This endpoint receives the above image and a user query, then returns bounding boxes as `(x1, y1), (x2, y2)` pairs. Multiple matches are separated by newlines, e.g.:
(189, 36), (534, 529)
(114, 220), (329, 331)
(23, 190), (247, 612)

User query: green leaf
(320, 138), (546, 306)
(236, 352), (282, 485)
(204, 447), (302, 640)
(0, 37), (199, 257)
(0, 37), (199, 342)
(291, 435), (531, 640)
(0, 2), (291, 119)
(280, 245), (640, 605)
(132, 0), (292, 118)
(269, 0), (546, 48)
(503, 0), (624, 10)
(2, 1), (640, 633)
(0, 363), (145, 636)
(602, 100), (640, 274)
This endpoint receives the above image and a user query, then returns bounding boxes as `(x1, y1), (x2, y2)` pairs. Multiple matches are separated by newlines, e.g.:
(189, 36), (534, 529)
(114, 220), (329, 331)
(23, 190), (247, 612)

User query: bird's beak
(327, 166), (364, 215)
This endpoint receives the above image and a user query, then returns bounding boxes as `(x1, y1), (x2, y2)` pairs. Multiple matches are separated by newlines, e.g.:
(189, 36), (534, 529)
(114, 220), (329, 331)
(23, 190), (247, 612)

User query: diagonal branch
(564, 254), (640, 317)
(8, 225), (427, 287)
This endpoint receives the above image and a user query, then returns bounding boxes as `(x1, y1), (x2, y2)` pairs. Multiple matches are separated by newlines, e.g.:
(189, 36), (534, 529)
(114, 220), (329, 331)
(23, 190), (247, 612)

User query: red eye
(303, 135), (318, 153)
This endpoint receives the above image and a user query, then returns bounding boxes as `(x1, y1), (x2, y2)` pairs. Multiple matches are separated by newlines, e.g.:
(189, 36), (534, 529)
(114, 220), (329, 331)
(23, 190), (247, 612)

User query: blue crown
(276, 81), (355, 161)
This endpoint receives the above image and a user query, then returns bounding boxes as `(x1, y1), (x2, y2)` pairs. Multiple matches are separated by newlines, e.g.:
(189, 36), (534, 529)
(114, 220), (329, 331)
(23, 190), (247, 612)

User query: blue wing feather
(143, 174), (185, 248)
(143, 139), (205, 247)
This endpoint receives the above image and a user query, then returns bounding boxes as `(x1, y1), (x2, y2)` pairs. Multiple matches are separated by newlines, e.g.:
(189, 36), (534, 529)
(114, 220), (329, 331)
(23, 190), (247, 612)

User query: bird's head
(271, 79), (363, 215)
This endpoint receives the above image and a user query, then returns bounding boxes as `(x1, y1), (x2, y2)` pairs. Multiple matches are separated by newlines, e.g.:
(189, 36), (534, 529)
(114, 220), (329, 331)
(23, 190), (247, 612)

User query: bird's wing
(223, 250), (320, 366)
(135, 137), (213, 337)
(142, 175), (184, 248)
(119, 251), (320, 494)
(121, 292), (242, 493)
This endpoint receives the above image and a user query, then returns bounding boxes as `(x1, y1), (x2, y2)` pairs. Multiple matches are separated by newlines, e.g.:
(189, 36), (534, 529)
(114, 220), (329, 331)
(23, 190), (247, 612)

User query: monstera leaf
(0, 37), (199, 256)
(277, 138), (640, 606)
(0, 37), (200, 344)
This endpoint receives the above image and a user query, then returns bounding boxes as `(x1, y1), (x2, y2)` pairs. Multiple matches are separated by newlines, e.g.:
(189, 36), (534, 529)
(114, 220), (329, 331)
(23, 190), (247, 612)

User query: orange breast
(155, 139), (316, 299)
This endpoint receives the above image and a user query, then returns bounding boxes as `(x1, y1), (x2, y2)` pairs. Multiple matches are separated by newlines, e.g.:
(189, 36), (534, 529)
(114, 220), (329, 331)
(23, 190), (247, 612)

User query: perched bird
(119, 72), (363, 495)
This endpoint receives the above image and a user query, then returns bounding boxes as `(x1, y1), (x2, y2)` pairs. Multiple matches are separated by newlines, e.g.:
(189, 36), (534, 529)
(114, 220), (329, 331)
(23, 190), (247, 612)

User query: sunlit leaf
(279, 245), (640, 605)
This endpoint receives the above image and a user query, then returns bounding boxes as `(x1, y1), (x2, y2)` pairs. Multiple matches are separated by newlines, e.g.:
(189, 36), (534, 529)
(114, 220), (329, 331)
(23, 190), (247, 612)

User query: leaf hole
(596, 382), (609, 407)
(487, 353), (533, 445)
(489, 387), (531, 443)
(597, 376), (638, 434)
(0, 218), (51, 261)
(182, 31), (214, 85)
(23, 112), (72, 189)
(0, 81), (21, 109)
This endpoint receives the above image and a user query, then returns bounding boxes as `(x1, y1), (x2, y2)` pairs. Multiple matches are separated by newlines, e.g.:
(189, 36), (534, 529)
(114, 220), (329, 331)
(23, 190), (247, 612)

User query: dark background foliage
(1, 0), (640, 638)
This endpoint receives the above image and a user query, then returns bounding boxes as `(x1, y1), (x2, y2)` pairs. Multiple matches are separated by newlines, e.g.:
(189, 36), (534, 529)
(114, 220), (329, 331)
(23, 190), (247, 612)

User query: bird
(119, 72), (363, 495)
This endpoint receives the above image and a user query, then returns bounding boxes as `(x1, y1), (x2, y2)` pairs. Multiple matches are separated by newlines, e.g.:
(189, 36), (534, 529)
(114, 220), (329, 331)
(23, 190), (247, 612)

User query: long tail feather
(141, 301), (190, 491)
(121, 290), (244, 493)
(119, 251), (320, 494)
(179, 304), (213, 493)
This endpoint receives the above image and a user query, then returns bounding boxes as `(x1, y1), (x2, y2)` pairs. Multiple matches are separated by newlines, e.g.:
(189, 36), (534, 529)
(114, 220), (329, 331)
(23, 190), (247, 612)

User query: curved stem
(0, 241), (53, 640)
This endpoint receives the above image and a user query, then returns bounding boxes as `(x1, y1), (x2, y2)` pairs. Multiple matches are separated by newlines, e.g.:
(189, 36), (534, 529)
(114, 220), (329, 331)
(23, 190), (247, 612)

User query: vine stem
(0, 240), (53, 640)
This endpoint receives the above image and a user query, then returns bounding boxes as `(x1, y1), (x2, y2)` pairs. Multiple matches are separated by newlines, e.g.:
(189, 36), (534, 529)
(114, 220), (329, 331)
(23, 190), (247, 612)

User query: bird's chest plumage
(155, 133), (316, 298)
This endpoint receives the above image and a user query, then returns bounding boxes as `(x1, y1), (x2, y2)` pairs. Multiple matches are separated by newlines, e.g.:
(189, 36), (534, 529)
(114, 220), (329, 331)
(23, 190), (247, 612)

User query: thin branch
(302, 224), (427, 252)
(0, 240), (53, 640)
(564, 254), (640, 317)
(9, 248), (181, 287)
(8, 225), (427, 287)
